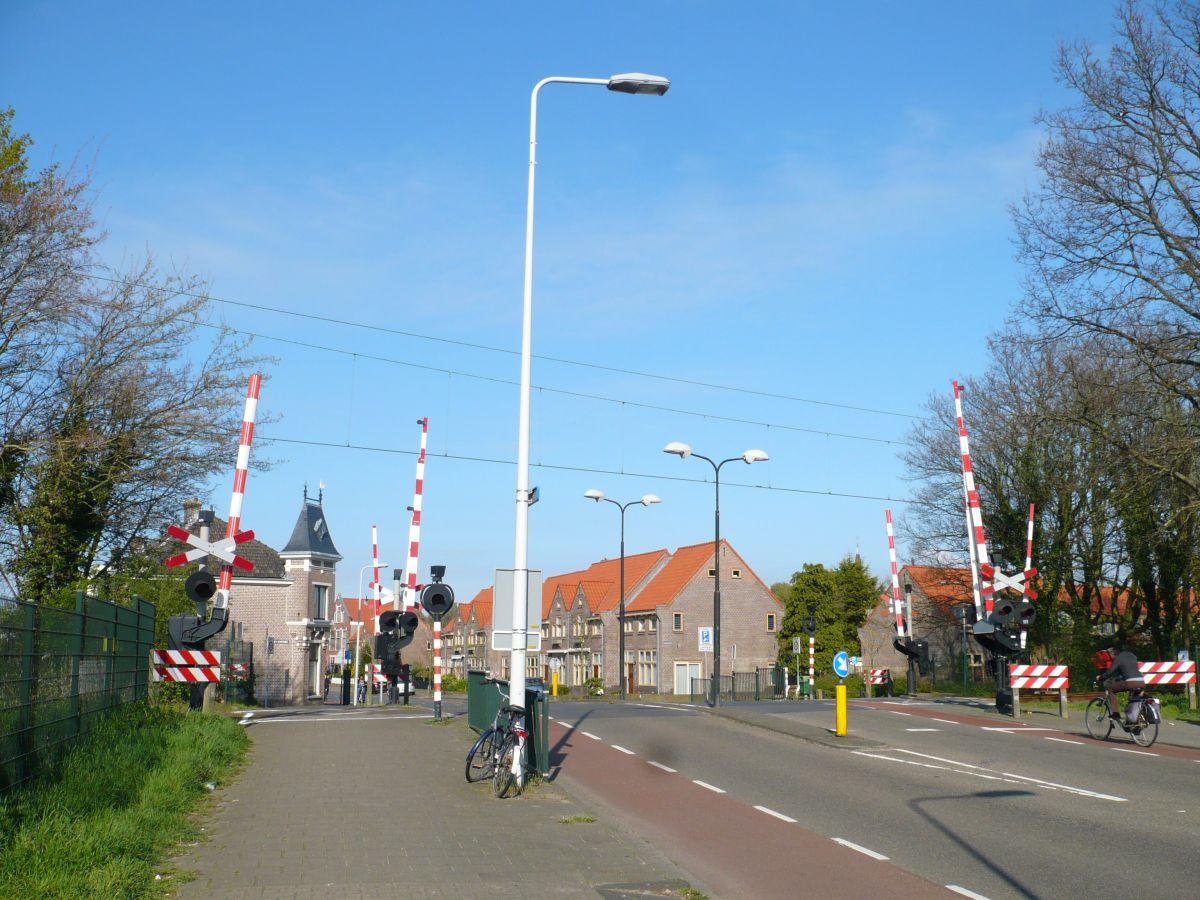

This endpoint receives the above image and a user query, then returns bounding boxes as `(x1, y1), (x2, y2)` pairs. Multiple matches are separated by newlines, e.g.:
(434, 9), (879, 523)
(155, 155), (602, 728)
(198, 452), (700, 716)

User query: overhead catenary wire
(83, 270), (920, 421)
(185, 318), (908, 448)
(260, 433), (915, 505)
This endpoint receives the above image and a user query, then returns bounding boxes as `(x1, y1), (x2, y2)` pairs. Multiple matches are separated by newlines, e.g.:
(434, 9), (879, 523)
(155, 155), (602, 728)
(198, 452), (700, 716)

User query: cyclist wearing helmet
(1101, 644), (1144, 719)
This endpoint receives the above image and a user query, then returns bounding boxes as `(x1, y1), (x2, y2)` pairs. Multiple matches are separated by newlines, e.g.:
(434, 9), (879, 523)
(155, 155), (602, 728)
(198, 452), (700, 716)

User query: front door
(308, 642), (321, 698)
(674, 661), (700, 696)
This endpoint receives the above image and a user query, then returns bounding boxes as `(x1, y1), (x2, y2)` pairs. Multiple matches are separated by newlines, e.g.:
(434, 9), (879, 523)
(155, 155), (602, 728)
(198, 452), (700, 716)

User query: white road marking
(246, 714), (435, 724)
(611, 745), (636, 755)
(893, 749), (1128, 802)
(905, 728), (940, 732)
(1045, 737), (1085, 745)
(1110, 747), (1158, 756)
(932, 718), (959, 724)
(947, 885), (992, 900)
(889, 711), (913, 716)
(635, 703), (679, 710)
(581, 731), (602, 741)
(832, 838), (889, 861)
(693, 780), (726, 794)
(647, 761), (677, 773)
(980, 726), (1056, 732)
(754, 805), (798, 823)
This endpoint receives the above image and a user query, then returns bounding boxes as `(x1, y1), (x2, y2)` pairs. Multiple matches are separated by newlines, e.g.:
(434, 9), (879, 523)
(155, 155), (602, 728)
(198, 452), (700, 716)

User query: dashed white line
(635, 703), (679, 710)
(932, 718), (959, 724)
(647, 761), (677, 773)
(947, 885), (991, 900)
(889, 710), (913, 716)
(693, 780), (726, 794)
(1110, 747), (1158, 756)
(905, 728), (940, 732)
(611, 744), (636, 755)
(1044, 737), (1084, 745)
(832, 837), (889, 860)
(981, 726), (1056, 732)
(581, 731), (602, 741)
(754, 805), (797, 823)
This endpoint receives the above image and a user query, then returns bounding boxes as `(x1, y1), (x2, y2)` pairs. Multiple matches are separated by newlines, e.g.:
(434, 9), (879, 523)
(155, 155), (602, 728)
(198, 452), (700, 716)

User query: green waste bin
(466, 671), (550, 776)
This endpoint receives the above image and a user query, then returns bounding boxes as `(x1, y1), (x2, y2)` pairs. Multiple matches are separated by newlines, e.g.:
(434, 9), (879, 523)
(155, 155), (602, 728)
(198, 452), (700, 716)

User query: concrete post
(1012, 686), (1021, 719)
(1059, 687), (1068, 718)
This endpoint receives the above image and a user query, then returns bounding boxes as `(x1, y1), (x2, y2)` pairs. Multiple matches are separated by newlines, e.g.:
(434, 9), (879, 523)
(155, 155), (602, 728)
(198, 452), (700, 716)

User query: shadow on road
(909, 790), (1040, 899)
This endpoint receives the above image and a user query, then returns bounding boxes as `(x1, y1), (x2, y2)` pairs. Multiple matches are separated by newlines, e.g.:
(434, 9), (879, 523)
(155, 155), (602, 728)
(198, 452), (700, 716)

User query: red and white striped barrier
(953, 381), (992, 618)
(402, 417), (429, 612)
(884, 510), (906, 638)
(1139, 661), (1196, 685)
(1009, 664), (1068, 689)
(225, 663), (248, 680)
(370, 523), (382, 633)
(152, 649), (221, 666)
(869, 668), (891, 685)
(154, 666), (222, 683)
(217, 373), (262, 608)
(371, 662), (388, 685)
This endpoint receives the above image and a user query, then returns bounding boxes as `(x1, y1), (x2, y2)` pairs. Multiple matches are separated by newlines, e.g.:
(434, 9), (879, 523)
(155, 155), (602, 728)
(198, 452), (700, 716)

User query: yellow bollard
(551, 671), (558, 697)
(835, 683), (847, 736)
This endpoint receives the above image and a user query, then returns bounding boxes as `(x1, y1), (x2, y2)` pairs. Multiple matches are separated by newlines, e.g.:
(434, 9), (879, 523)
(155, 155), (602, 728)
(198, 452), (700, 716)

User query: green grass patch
(558, 815), (596, 824)
(0, 702), (249, 899)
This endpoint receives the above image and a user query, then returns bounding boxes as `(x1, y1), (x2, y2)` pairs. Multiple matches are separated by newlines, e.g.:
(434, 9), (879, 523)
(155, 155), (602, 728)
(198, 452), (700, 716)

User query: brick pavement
(172, 708), (702, 899)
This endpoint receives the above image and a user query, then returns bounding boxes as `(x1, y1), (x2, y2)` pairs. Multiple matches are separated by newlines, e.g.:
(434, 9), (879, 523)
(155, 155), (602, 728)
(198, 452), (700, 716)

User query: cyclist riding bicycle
(1100, 644), (1145, 720)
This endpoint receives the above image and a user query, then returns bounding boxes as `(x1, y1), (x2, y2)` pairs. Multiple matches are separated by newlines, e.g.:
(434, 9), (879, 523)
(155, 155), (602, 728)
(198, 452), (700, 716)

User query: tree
(777, 556), (880, 673)
(0, 109), (266, 605)
(1014, 0), (1200, 512)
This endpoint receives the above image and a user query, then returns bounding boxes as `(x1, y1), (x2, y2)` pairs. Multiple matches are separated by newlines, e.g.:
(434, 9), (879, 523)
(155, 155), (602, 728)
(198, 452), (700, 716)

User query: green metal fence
(0, 591), (156, 796)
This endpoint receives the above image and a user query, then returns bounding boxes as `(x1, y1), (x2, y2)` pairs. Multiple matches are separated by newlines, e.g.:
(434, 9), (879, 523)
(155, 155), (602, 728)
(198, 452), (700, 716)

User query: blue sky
(2, 1), (1118, 600)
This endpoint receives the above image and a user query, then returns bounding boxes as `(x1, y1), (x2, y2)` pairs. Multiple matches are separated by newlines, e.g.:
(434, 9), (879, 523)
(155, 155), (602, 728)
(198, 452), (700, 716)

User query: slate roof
(280, 500), (342, 560)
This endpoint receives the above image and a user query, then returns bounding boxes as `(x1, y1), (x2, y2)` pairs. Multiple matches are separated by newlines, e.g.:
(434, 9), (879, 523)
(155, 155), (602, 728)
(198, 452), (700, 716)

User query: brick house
(172, 489), (341, 705)
(446, 539), (782, 694)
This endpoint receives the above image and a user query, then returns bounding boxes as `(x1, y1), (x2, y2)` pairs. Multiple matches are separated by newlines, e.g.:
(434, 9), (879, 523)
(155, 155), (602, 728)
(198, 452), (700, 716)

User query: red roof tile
(624, 541), (718, 613)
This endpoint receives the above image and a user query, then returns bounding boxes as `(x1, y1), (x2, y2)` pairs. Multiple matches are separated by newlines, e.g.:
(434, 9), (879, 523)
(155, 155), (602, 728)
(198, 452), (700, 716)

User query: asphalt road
(546, 697), (1200, 900)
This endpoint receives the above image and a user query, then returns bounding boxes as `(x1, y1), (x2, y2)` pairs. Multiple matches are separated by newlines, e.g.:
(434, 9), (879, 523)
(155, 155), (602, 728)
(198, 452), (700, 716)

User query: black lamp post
(953, 602), (970, 695)
(663, 443), (768, 707)
(584, 489), (661, 700)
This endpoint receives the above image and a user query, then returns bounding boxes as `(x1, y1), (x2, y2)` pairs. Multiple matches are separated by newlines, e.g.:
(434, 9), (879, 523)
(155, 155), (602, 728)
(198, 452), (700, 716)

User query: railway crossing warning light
(802, 602), (817, 637)
(978, 596), (1036, 655)
(421, 565), (455, 619)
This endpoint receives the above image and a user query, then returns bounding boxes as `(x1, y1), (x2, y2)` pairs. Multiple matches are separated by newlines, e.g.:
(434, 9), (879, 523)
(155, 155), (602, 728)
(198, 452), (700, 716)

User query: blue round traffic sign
(832, 651), (849, 679)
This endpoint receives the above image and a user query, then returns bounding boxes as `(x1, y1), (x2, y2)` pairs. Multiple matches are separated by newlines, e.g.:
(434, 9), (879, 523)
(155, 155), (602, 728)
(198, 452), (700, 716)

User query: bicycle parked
(464, 679), (529, 798)
(1085, 678), (1161, 747)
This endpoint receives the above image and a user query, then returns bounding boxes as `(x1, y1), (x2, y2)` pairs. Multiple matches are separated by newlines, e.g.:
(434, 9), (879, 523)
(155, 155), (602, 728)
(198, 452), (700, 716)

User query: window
(636, 620), (644, 632)
(589, 621), (600, 636)
(732, 568), (742, 579)
(767, 613), (777, 633)
(313, 584), (329, 620)
(673, 613), (683, 632)
(624, 619), (633, 633)
(648, 618), (656, 632)
(638, 650), (657, 688)
(708, 568), (716, 577)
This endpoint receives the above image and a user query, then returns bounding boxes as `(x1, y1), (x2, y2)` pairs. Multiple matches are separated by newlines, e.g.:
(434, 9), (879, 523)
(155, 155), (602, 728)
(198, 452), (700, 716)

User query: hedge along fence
(0, 592), (156, 797)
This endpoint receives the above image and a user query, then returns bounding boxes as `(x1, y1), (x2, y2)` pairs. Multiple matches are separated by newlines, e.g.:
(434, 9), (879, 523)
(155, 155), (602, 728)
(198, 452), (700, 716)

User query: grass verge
(0, 702), (249, 899)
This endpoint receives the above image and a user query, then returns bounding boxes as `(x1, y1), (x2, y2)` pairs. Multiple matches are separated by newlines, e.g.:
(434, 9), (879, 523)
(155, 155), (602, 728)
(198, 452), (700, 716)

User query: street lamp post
(355, 562), (387, 706)
(663, 443), (768, 707)
(953, 603), (970, 695)
(584, 490), (662, 699)
(509, 72), (670, 779)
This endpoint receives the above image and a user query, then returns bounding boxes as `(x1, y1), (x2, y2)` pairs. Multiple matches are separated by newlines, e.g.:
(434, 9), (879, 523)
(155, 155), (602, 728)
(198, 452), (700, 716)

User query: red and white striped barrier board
(152, 649), (221, 666)
(154, 665), (222, 683)
(1139, 661), (1196, 685)
(869, 668), (890, 685)
(371, 663), (388, 685)
(224, 663), (248, 680)
(1009, 664), (1068, 689)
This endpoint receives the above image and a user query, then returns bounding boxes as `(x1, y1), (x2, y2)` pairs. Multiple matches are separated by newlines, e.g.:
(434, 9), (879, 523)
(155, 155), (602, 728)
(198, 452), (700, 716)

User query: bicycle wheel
(492, 731), (521, 799)
(465, 728), (497, 783)
(1131, 711), (1158, 748)
(1084, 697), (1113, 741)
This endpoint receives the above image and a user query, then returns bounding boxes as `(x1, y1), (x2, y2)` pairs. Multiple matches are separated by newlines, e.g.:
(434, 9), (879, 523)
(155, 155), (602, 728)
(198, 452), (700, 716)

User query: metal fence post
(15, 601), (36, 787)
(71, 591), (85, 741)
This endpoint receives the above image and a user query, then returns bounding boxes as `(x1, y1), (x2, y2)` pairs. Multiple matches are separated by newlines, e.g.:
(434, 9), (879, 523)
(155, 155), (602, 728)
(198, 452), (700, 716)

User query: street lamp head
(607, 72), (671, 96)
(742, 449), (769, 464)
(584, 489), (605, 502)
(640, 494), (662, 506)
(663, 441), (692, 459)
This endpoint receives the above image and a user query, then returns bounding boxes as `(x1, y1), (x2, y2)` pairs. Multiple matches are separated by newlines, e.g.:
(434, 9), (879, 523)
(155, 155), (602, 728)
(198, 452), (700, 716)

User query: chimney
(183, 498), (202, 527)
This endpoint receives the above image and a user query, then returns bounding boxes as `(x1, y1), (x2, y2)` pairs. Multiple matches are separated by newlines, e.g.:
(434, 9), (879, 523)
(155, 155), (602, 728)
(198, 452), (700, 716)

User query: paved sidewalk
(172, 707), (703, 899)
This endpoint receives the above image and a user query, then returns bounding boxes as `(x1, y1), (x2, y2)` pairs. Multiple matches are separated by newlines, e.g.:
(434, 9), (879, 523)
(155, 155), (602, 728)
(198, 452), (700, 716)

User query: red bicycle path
(547, 719), (955, 900)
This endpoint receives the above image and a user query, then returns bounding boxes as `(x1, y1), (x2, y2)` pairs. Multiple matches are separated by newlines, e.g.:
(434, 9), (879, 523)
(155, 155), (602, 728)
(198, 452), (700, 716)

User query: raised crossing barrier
(1009, 664), (1069, 719)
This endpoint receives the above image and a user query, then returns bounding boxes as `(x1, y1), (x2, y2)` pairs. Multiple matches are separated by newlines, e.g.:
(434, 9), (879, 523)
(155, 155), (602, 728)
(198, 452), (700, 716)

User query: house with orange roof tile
(458, 539), (782, 695)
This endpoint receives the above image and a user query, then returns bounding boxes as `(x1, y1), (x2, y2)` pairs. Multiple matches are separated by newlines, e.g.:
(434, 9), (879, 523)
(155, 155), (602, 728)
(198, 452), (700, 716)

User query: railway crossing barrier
(866, 668), (893, 697)
(1140, 661), (1197, 710)
(1009, 664), (1068, 719)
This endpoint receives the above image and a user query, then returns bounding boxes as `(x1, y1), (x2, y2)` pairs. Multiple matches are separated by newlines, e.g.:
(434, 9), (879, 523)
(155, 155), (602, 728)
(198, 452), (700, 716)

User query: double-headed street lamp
(663, 443), (768, 706)
(509, 73), (670, 755)
(584, 490), (662, 699)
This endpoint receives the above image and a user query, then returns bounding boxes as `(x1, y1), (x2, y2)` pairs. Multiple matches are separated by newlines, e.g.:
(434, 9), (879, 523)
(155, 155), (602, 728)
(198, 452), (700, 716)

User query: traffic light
(420, 565), (455, 619)
(802, 602), (817, 637)
(912, 639), (931, 676)
(974, 596), (1036, 656)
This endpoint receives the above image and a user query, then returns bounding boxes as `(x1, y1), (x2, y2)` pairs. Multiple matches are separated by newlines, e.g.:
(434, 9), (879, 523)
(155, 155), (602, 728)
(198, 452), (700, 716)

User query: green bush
(440, 673), (468, 693)
(583, 677), (604, 697)
(0, 701), (249, 898)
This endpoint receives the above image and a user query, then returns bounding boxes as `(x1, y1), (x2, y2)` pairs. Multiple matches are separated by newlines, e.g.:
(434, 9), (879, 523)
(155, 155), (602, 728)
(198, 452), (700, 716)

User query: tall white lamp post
(510, 73), (670, 780)
(663, 443), (768, 706)
(584, 490), (661, 699)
